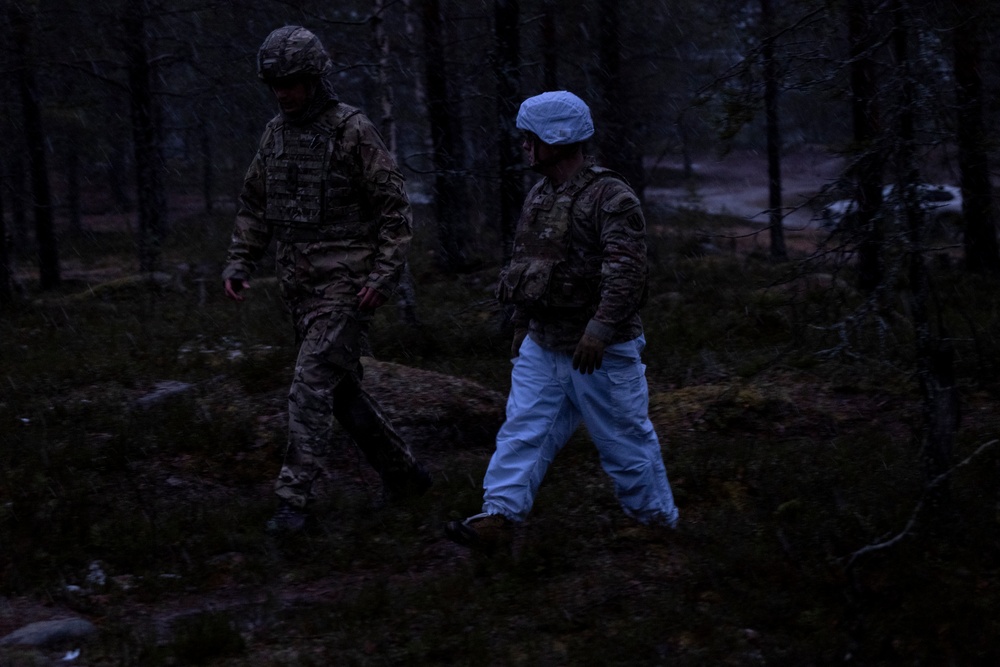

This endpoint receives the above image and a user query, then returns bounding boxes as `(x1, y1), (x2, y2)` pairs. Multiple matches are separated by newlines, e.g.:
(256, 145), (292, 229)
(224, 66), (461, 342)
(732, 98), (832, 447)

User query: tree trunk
(67, 146), (82, 237)
(761, 0), (787, 262)
(494, 0), (522, 265)
(678, 114), (693, 180)
(0, 162), (11, 307)
(919, 343), (960, 509)
(848, 0), (883, 291)
(108, 140), (132, 213)
(373, 0), (398, 156)
(892, 0), (958, 502)
(12, 4), (59, 291)
(596, 0), (645, 199)
(6, 157), (27, 255)
(421, 0), (472, 272)
(200, 123), (213, 214)
(373, 0), (420, 325)
(953, 0), (1000, 274)
(123, 0), (167, 274)
(541, 0), (558, 90)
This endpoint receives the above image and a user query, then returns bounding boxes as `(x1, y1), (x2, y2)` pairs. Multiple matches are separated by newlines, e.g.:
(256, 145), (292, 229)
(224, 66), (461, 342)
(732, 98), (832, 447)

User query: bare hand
(357, 286), (387, 311)
(572, 333), (606, 374)
(224, 278), (250, 302)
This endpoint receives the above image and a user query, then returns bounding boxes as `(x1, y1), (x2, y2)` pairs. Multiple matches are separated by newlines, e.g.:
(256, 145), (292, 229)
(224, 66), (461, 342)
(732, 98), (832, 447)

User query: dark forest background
(3, 0), (999, 288)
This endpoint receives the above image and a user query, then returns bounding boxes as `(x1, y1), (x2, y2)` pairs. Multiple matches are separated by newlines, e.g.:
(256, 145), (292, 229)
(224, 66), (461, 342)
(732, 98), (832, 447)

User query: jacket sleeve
(346, 114), (413, 297)
(222, 141), (273, 283)
(584, 181), (648, 343)
(502, 180), (546, 332)
(509, 305), (530, 331)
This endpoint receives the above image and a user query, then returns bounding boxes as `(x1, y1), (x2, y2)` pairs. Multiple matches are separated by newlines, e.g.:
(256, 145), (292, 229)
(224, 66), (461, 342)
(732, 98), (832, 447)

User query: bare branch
(844, 438), (999, 570)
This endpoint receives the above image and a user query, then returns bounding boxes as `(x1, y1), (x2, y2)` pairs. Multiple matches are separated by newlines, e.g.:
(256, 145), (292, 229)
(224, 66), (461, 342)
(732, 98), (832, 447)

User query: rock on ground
(0, 617), (96, 647)
(360, 357), (507, 453)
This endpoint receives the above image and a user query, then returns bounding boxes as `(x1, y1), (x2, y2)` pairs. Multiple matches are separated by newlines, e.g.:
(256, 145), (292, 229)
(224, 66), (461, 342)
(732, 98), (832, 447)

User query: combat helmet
(516, 91), (594, 145)
(257, 25), (332, 83)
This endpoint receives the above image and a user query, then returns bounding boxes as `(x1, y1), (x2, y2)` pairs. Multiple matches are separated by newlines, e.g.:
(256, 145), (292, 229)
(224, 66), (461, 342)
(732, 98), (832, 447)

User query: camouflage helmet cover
(257, 25), (332, 83)
(516, 91), (594, 145)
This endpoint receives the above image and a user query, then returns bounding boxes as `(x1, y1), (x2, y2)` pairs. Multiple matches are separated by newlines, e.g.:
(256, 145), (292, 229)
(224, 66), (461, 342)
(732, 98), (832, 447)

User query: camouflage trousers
(274, 311), (422, 508)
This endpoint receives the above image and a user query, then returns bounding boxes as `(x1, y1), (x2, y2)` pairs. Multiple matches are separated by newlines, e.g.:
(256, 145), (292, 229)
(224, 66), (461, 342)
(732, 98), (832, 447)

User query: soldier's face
(522, 132), (556, 171)
(522, 131), (572, 175)
(271, 77), (316, 117)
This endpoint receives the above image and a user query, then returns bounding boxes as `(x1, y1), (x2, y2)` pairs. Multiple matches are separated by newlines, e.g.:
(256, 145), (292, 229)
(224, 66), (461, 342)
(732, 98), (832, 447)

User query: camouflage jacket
(502, 158), (647, 353)
(223, 100), (412, 329)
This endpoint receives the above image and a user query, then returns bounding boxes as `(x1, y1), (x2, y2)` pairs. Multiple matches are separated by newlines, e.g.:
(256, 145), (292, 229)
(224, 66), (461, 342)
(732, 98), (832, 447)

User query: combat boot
(445, 512), (514, 555)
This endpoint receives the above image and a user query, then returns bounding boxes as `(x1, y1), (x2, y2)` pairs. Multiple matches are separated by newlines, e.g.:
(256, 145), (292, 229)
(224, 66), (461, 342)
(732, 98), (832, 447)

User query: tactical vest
(263, 103), (374, 243)
(497, 165), (621, 308)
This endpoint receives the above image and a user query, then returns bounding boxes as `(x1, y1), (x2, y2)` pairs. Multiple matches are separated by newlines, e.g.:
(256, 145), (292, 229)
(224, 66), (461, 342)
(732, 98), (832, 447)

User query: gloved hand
(572, 333), (606, 374)
(357, 286), (387, 311)
(511, 328), (528, 358)
(224, 278), (250, 302)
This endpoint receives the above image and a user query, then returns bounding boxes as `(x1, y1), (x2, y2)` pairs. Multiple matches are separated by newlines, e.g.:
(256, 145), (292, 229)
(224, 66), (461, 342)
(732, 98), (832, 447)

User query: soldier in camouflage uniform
(223, 26), (431, 533)
(446, 91), (678, 554)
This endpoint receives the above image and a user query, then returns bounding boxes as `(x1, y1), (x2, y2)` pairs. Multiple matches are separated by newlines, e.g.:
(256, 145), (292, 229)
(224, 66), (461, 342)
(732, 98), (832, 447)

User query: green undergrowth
(1, 207), (1000, 665)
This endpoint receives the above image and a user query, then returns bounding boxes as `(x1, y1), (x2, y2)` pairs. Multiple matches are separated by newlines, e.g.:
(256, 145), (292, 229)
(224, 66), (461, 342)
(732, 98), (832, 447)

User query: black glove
(572, 333), (606, 374)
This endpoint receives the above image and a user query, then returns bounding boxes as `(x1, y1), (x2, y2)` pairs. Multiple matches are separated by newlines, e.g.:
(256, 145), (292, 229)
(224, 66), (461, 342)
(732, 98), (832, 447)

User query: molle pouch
(270, 173), (368, 243)
(496, 259), (559, 306)
(320, 172), (357, 223)
(547, 264), (592, 307)
(267, 186), (321, 242)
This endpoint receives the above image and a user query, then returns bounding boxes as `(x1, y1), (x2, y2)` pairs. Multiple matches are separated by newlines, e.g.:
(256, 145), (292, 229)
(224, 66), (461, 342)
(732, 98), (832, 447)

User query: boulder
(360, 357), (506, 452)
(0, 617), (96, 647)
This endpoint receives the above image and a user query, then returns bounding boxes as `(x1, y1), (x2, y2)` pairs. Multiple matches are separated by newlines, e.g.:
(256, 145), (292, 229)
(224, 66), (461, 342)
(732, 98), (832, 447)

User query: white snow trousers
(481, 335), (679, 527)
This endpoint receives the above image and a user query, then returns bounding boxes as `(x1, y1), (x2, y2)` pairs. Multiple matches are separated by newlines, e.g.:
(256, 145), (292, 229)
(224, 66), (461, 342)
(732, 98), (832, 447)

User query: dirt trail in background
(645, 146), (845, 229)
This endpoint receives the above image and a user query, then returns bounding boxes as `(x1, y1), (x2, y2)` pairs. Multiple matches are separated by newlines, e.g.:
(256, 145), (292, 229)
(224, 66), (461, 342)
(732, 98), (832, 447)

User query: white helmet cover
(515, 91), (594, 145)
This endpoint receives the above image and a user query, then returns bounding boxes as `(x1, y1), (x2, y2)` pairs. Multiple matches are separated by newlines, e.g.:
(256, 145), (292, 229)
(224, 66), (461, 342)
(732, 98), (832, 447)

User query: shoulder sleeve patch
(598, 184), (645, 233)
(601, 188), (640, 215)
